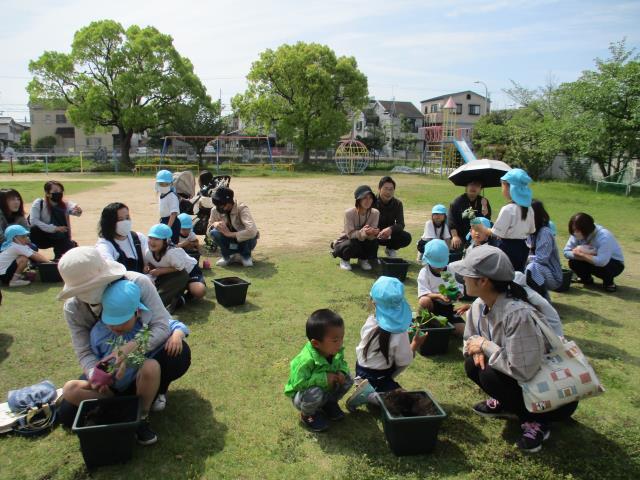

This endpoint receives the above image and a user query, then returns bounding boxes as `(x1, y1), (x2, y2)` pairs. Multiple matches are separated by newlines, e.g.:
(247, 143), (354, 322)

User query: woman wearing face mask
(29, 180), (82, 260)
(95, 202), (148, 273)
(56, 247), (191, 426)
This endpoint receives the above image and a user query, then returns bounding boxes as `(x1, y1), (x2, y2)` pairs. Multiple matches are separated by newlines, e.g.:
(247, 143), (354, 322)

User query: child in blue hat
(0, 225), (48, 287)
(176, 212), (200, 256)
(416, 204), (451, 261)
(417, 239), (465, 335)
(464, 217), (497, 256)
(62, 279), (190, 445)
(471, 168), (535, 272)
(144, 224), (206, 311)
(346, 276), (427, 412)
(155, 169), (182, 244)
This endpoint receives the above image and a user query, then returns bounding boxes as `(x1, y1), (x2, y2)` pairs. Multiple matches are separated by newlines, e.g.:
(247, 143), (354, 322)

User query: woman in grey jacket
(451, 245), (578, 453)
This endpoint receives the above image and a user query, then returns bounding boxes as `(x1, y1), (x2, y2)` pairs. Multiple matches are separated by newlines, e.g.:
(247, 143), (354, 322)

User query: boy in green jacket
(284, 309), (353, 432)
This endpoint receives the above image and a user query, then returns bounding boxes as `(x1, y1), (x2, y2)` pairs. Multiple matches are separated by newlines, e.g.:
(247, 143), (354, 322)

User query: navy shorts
(188, 264), (205, 284)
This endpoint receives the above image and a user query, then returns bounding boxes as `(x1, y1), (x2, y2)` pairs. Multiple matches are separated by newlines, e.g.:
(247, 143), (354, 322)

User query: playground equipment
(420, 97), (475, 176)
(335, 139), (370, 174)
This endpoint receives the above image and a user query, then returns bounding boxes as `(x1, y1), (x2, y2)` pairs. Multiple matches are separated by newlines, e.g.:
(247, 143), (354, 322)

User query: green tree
(171, 99), (224, 167)
(35, 135), (56, 150)
(232, 42), (368, 163)
(18, 131), (31, 149)
(27, 20), (207, 168)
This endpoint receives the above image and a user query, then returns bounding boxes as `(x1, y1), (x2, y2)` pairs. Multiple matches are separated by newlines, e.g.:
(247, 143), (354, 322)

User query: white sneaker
(385, 248), (398, 258)
(151, 394), (166, 412)
(241, 256), (254, 267)
(339, 259), (352, 270)
(216, 257), (230, 267)
(9, 278), (30, 287)
(359, 259), (372, 271)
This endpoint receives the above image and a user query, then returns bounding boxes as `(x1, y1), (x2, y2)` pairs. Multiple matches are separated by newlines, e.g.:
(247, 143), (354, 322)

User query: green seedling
(462, 206), (482, 225)
(438, 270), (461, 301)
(409, 310), (448, 339)
(105, 325), (151, 372)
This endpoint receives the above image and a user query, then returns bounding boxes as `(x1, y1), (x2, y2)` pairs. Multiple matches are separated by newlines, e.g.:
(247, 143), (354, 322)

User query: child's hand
(411, 331), (428, 352)
(327, 373), (338, 389)
(143, 265), (151, 274)
(435, 293), (450, 303)
(336, 372), (346, 385)
(455, 304), (471, 316)
(149, 268), (160, 277)
(164, 330), (185, 357)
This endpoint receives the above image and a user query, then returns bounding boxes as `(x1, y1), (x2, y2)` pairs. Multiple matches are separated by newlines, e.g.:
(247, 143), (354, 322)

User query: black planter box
(72, 396), (141, 469)
(419, 322), (455, 356)
(380, 390), (447, 456)
(38, 261), (62, 283)
(379, 257), (410, 282)
(554, 268), (572, 292)
(213, 276), (250, 306)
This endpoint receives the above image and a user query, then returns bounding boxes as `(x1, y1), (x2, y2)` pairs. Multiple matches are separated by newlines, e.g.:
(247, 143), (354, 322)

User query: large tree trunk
(118, 129), (134, 169)
(302, 147), (311, 164)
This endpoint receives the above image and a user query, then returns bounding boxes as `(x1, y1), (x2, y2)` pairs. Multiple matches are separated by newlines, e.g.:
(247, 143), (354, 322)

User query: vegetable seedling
(438, 270), (461, 301)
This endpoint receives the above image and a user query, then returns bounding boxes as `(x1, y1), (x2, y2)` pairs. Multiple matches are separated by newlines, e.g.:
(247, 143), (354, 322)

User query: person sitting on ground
(284, 309), (353, 432)
(55, 247), (191, 427)
(96, 202), (148, 274)
(346, 276), (426, 412)
(0, 188), (30, 244)
(417, 204), (451, 260)
(525, 200), (563, 298)
(29, 180), (81, 260)
(451, 246), (578, 453)
(176, 213), (200, 257)
(332, 185), (380, 271)
(417, 239), (465, 336)
(448, 179), (491, 252)
(62, 280), (189, 446)
(144, 224), (206, 311)
(155, 170), (182, 244)
(0, 225), (48, 287)
(207, 187), (258, 267)
(374, 176), (412, 258)
(563, 212), (624, 292)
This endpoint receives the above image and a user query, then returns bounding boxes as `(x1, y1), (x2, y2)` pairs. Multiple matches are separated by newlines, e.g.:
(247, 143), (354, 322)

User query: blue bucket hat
(431, 204), (447, 215)
(466, 217), (492, 241)
(148, 223), (173, 240)
(102, 280), (149, 326)
(156, 169), (173, 184)
(422, 239), (449, 268)
(178, 213), (193, 230)
(370, 276), (412, 334)
(1, 224), (30, 251)
(501, 168), (532, 207)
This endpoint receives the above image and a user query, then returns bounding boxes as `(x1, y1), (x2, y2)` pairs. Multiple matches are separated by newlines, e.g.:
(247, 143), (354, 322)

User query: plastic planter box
(554, 268), (572, 292)
(380, 390), (447, 456)
(419, 322), (455, 356)
(38, 261), (62, 283)
(213, 276), (250, 307)
(72, 396), (141, 469)
(380, 257), (410, 282)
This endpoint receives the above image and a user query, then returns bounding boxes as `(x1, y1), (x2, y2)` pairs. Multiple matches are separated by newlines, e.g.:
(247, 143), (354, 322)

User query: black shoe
(136, 418), (158, 445)
(516, 421), (550, 453)
(167, 295), (186, 314)
(321, 401), (346, 421)
(580, 276), (594, 286)
(300, 412), (329, 432)
(604, 283), (617, 292)
(472, 398), (516, 419)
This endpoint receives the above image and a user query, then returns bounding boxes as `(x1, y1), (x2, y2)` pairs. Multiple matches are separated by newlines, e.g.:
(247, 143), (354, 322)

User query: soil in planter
(216, 276), (247, 286)
(79, 402), (136, 427)
(383, 390), (440, 417)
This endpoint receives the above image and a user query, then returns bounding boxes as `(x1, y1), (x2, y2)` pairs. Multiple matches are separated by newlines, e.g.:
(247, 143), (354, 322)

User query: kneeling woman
(145, 224), (206, 311)
(451, 246), (578, 453)
(96, 202), (148, 273)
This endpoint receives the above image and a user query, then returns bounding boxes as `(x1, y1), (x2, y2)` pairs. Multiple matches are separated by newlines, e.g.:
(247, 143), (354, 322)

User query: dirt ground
(0, 173), (434, 254)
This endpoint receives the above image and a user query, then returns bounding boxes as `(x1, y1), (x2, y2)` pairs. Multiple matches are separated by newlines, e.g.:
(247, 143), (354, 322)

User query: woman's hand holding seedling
(165, 330), (185, 357)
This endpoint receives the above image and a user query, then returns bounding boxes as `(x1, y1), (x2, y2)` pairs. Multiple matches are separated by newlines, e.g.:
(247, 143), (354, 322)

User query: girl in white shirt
(416, 204), (451, 260)
(0, 225), (48, 287)
(155, 170), (181, 244)
(472, 168), (535, 272)
(144, 224), (206, 309)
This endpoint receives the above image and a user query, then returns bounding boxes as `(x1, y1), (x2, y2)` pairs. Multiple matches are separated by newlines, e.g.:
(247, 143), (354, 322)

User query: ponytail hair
(520, 205), (528, 221)
(489, 278), (530, 304)
(363, 326), (392, 365)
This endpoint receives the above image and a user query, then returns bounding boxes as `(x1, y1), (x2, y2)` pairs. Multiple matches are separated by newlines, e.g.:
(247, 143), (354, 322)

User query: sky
(1, 0), (639, 122)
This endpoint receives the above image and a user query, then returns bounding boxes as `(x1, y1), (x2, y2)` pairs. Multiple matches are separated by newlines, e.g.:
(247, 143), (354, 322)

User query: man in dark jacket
(374, 176), (412, 257)
(448, 179), (492, 251)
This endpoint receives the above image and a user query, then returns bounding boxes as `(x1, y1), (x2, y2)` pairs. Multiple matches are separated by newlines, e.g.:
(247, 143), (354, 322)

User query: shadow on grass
(210, 258), (278, 280)
(571, 336), (640, 367)
(0, 334), (13, 365)
(614, 284), (640, 303)
(217, 300), (261, 314)
(554, 302), (623, 328)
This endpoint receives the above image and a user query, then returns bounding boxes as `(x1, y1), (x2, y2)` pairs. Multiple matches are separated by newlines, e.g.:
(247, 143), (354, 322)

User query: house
(420, 91), (490, 129)
(0, 117), (29, 148)
(354, 99), (424, 155)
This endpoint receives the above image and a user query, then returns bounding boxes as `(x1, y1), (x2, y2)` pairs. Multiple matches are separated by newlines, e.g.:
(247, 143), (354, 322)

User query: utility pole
(474, 80), (489, 115)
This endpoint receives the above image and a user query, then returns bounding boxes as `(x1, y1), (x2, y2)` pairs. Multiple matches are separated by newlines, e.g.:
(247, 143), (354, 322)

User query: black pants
(496, 238), (529, 272)
(30, 226), (76, 260)
(333, 238), (378, 261)
(464, 356), (578, 423)
(57, 341), (191, 428)
(568, 258), (624, 286)
(377, 230), (412, 251)
(155, 269), (190, 307)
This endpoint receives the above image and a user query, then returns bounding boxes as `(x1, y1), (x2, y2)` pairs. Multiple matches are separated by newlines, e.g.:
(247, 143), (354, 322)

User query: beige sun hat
(57, 246), (126, 301)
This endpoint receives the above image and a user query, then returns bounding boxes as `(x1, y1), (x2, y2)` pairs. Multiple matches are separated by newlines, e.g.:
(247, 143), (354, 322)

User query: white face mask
(116, 220), (132, 237)
(157, 185), (171, 194)
(76, 285), (107, 305)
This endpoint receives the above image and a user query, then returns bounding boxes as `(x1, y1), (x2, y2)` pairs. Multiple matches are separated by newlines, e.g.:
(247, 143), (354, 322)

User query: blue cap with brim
(431, 204), (447, 215)
(156, 169), (173, 184)
(370, 276), (412, 334)
(466, 217), (492, 241)
(148, 223), (173, 240)
(101, 280), (149, 326)
(422, 238), (449, 268)
(1, 224), (30, 251)
(178, 213), (193, 230)
(501, 168), (532, 207)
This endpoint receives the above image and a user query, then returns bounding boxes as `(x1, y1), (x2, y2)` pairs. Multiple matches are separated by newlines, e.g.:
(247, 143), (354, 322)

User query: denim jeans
(292, 374), (354, 415)
(210, 228), (257, 260)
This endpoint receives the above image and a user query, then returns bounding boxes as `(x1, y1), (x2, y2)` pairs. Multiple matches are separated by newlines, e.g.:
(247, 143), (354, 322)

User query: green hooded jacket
(284, 342), (350, 397)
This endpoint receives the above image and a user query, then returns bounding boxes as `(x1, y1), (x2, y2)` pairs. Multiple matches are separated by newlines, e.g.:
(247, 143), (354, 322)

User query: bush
(34, 136), (57, 150)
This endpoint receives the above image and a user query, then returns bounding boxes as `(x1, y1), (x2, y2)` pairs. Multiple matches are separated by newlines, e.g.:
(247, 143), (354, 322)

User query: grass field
(0, 173), (638, 480)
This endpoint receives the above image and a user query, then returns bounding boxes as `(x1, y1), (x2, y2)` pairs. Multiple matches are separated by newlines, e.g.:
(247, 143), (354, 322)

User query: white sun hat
(57, 247), (126, 301)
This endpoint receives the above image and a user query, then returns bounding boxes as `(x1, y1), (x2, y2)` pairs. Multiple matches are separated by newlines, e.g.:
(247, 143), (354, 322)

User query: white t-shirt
(0, 243), (34, 274)
(95, 232), (148, 263)
(417, 265), (463, 298)
(355, 315), (414, 370)
(144, 246), (196, 273)
(159, 191), (180, 218)
(421, 220), (451, 241)
(492, 203), (535, 239)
